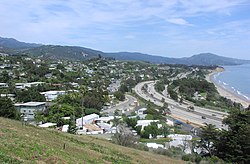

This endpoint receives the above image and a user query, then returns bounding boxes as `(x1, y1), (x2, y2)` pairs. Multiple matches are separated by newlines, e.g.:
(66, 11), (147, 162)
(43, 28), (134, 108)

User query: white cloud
(166, 18), (191, 26)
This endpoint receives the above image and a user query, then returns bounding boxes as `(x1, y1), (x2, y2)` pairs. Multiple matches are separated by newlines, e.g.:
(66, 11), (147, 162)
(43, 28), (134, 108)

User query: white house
(15, 82), (45, 89)
(0, 94), (15, 101)
(146, 143), (164, 149)
(39, 122), (56, 128)
(136, 107), (147, 115)
(95, 116), (114, 123)
(166, 119), (174, 126)
(41, 91), (66, 101)
(15, 102), (46, 120)
(62, 125), (69, 132)
(76, 114), (99, 127)
(0, 83), (8, 88)
(167, 134), (193, 154)
(136, 107), (147, 119)
(136, 120), (159, 130)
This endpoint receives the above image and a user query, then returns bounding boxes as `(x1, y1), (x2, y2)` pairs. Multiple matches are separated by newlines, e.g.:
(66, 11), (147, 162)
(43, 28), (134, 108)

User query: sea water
(213, 64), (250, 101)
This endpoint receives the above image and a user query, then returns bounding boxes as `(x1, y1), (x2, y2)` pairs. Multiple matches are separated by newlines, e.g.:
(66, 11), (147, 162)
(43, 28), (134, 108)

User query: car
(201, 116), (206, 119)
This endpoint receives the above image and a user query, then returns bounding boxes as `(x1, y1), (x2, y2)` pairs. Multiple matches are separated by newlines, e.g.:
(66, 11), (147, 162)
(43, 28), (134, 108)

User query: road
(135, 81), (227, 129)
(102, 95), (137, 115)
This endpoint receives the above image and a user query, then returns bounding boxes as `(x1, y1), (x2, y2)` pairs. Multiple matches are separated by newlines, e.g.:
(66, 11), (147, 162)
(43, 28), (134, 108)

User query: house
(166, 118), (174, 126)
(166, 134), (193, 154)
(15, 83), (25, 89)
(136, 120), (159, 130)
(0, 94), (15, 101)
(38, 122), (56, 128)
(146, 143), (164, 149)
(0, 83), (8, 88)
(15, 102), (46, 120)
(40, 91), (66, 101)
(76, 114), (99, 127)
(62, 125), (69, 132)
(135, 107), (147, 119)
(15, 82), (45, 89)
(95, 116), (114, 123)
(136, 107), (147, 115)
(76, 124), (103, 135)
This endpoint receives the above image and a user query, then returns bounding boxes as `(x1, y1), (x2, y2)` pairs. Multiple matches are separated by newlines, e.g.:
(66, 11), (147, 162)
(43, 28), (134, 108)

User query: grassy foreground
(0, 118), (183, 164)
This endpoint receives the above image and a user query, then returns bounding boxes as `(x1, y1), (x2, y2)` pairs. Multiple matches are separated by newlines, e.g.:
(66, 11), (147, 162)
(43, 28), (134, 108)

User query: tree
(124, 117), (137, 129)
(199, 124), (218, 156)
(141, 122), (160, 139)
(162, 125), (170, 138)
(68, 116), (76, 134)
(215, 109), (250, 163)
(0, 97), (20, 119)
(113, 123), (138, 147)
(16, 87), (46, 103)
(114, 91), (125, 101)
(1, 70), (11, 83)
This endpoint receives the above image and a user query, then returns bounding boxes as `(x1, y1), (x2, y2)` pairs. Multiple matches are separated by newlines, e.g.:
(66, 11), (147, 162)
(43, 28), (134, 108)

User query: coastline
(206, 68), (250, 108)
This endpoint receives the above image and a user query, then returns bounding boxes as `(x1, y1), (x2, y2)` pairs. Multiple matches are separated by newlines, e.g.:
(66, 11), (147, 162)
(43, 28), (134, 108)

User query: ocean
(212, 64), (250, 101)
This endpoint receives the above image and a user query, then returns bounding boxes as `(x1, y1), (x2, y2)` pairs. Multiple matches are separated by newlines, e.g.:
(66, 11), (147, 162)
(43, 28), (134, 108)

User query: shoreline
(206, 68), (250, 108)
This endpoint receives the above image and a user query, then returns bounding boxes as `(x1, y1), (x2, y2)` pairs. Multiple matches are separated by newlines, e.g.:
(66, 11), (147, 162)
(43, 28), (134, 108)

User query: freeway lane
(102, 95), (137, 115)
(147, 82), (226, 121)
(135, 81), (227, 129)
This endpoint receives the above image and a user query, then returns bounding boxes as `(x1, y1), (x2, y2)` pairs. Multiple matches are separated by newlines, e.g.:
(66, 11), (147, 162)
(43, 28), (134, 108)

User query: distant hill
(104, 52), (178, 64)
(0, 117), (182, 163)
(1, 36), (249, 65)
(0, 37), (41, 49)
(178, 53), (250, 66)
(18, 45), (104, 60)
(105, 52), (250, 66)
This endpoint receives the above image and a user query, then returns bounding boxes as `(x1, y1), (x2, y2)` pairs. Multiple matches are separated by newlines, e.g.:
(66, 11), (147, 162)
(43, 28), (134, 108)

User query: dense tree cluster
(199, 109), (250, 163)
(0, 97), (20, 119)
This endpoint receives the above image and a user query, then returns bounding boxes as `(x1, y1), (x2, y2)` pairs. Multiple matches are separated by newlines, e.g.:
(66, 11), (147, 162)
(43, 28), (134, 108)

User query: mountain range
(0, 36), (249, 66)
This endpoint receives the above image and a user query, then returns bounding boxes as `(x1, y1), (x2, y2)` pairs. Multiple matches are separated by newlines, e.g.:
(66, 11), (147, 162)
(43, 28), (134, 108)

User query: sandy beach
(206, 68), (250, 108)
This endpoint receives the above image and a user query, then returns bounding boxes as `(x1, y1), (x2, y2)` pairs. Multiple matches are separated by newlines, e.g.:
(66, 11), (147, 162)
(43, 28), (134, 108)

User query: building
(0, 83), (8, 88)
(76, 114), (99, 127)
(0, 94), (15, 101)
(41, 91), (66, 101)
(15, 82), (45, 89)
(166, 134), (193, 154)
(38, 122), (57, 128)
(136, 120), (159, 130)
(15, 102), (46, 120)
(146, 143), (164, 149)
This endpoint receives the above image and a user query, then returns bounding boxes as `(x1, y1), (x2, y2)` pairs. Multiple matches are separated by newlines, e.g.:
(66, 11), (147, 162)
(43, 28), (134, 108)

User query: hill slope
(0, 37), (41, 49)
(0, 118), (182, 164)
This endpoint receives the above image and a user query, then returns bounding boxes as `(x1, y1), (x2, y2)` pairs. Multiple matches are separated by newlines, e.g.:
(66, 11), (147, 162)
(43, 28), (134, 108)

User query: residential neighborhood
(0, 53), (249, 163)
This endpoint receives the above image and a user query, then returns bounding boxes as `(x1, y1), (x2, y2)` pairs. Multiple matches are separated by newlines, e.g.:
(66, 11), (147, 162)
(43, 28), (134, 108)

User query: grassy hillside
(0, 118), (183, 164)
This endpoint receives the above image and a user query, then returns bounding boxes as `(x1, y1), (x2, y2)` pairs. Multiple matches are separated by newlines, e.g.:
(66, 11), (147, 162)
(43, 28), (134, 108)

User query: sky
(1, 0), (250, 59)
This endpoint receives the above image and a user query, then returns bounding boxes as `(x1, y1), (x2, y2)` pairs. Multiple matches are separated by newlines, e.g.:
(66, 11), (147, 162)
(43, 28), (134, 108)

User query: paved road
(102, 95), (137, 115)
(135, 81), (227, 129)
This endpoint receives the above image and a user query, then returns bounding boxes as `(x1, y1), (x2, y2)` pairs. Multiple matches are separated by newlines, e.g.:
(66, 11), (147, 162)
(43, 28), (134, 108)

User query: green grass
(0, 117), (183, 164)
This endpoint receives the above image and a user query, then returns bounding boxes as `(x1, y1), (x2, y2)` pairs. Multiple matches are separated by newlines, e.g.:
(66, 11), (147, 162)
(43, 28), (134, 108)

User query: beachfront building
(15, 102), (46, 120)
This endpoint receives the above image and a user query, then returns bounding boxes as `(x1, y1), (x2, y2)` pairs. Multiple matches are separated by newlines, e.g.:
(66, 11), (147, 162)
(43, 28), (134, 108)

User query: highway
(102, 95), (137, 115)
(135, 81), (228, 129)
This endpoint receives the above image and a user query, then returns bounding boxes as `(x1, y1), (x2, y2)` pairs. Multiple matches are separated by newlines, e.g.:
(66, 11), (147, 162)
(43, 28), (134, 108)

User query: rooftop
(15, 102), (46, 107)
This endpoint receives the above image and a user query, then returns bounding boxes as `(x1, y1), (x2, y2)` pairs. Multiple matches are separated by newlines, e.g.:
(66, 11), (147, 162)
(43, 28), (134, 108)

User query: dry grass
(0, 117), (184, 164)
